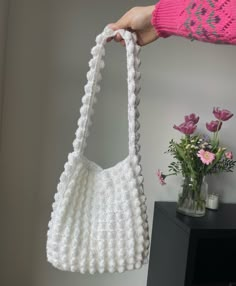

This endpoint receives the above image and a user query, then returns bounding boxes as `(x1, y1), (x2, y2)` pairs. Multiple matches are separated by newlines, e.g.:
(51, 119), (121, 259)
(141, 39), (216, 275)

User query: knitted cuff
(151, 0), (184, 38)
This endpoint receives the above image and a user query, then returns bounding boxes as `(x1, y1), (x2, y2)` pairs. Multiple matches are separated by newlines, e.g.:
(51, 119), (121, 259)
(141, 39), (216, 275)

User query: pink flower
(206, 120), (222, 132)
(157, 170), (166, 185)
(184, 113), (199, 124)
(225, 151), (233, 159)
(197, 149), (215, 165)
(173, 121), (197, 135)
(213, 107), (234, 121)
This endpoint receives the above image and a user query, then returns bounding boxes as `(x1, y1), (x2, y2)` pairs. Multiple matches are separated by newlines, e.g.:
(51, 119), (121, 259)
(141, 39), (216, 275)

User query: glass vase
(177, 175), (208, 217)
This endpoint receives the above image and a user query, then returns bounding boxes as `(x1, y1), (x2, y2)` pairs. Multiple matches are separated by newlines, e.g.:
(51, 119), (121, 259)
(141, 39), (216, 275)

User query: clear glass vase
(177, 175), (208, 217)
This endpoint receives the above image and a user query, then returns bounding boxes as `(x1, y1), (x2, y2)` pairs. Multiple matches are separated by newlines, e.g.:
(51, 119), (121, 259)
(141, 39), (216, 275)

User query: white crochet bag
(46, 27), (149, 274)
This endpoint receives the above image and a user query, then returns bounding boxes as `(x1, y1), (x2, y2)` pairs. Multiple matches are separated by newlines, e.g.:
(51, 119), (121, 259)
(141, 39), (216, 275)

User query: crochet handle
(73, 27), (141, 159)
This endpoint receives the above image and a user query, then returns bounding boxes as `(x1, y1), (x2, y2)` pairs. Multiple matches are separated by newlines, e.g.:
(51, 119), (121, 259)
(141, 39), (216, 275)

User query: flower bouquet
(157, 107), (236, 217)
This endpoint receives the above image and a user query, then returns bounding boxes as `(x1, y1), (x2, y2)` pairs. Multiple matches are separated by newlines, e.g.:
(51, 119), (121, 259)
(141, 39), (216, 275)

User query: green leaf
(175, 144), (186, 161)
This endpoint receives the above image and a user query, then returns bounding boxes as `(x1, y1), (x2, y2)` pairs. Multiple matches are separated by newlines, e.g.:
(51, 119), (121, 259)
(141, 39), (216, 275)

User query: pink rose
(173, 121), (197, 135)
(206, 120), (222, 132)
(225, 151), (233, 159)
(184, 113), (199, 124)
(213, 107), (233, 121)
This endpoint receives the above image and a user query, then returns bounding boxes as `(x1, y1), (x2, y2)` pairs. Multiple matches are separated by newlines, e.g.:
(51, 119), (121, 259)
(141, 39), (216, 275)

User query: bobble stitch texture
(46, 27), (149, 274)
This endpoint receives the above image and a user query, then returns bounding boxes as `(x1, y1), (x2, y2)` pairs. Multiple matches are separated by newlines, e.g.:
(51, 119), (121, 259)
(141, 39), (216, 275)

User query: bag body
(46, 27), (149, 274)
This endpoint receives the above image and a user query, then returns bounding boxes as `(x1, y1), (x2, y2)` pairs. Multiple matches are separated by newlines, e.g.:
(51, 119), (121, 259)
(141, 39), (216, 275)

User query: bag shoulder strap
(72, 27), (142, 164)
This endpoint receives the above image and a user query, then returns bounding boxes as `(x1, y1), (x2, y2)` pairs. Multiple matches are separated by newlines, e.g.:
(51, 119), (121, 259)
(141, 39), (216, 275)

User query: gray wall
(1, 1), (236, 286)
(0, 0), (9, 142)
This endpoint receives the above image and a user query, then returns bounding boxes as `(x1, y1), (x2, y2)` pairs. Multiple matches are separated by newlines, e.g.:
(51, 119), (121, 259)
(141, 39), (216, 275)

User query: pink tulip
(206, 120), (222, 132)
(225, 151), (233, 159)
(213, 107), (234, 121)
(184, 113), (199, 124)
(173, 121), (197, 135)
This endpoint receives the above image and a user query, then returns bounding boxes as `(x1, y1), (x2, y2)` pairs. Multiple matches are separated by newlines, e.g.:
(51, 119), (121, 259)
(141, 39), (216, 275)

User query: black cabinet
(146, 202), (236, 286)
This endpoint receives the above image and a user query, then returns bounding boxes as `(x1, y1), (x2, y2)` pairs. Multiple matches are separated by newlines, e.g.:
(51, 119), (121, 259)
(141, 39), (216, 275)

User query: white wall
(1, 1), (236, 286)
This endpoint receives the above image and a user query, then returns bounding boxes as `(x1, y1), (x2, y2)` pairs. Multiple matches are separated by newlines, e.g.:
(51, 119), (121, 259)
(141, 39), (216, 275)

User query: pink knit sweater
(151, 0), (236, 44)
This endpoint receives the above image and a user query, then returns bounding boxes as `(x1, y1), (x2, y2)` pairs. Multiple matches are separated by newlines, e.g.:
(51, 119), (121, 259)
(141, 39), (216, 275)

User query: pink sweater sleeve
(151, 0), (236, 44)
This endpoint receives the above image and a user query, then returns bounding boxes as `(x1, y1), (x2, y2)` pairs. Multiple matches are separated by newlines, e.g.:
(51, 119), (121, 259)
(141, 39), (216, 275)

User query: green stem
(212, 120), (222, 149)
(178, 175), (206, 213)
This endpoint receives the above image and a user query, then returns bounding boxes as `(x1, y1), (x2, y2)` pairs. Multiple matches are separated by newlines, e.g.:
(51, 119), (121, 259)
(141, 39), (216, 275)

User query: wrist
(150, 5), (160, 37)
(144, 5), (158, 30)
(151, 0), (184, 38)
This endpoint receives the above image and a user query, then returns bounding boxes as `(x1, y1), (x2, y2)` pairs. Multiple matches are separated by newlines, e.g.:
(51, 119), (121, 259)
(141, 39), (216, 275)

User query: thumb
(108, 23), (119, 31)
(108, 12), (131, 30)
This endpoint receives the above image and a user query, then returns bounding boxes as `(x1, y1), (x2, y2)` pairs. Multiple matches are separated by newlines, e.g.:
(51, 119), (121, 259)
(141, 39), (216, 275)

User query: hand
(108, 6), (159, 46)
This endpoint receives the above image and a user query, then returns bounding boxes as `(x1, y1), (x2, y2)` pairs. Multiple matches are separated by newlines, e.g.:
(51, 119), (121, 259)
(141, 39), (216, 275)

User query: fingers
(108, 23), (119, 31)
(106, 6), (158, 46)
(107, 37), (113, 42)
(107, 23), (125, 42)
(107, 8), (131, 46)
(106, 34), (126, 46)
(114, 33), (123, 42)
(120, 39), (126, 47)
(106, 32), (123, 44)
(107, 10), (131, 46)
(106, 23), (125, 46)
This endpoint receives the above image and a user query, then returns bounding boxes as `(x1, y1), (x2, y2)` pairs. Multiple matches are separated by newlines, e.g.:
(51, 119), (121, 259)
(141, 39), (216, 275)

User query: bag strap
(72, 27), (141, 163)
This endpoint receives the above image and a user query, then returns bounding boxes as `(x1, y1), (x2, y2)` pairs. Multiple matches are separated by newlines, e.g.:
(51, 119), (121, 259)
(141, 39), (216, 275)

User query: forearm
(152, 0), (236, 44)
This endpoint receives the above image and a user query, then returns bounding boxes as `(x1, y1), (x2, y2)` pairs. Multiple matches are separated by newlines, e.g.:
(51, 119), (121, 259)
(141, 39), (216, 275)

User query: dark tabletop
(155, 202), (236, 233)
